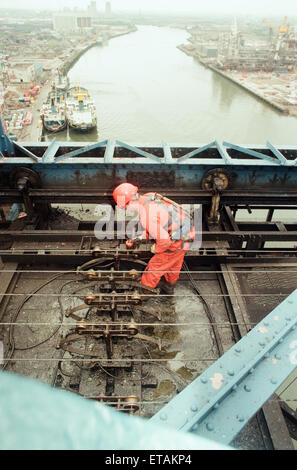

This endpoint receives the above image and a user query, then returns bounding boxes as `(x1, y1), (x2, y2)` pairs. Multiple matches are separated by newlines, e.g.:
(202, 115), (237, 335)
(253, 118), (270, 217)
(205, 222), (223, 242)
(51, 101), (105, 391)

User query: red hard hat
(113, 183), (138, 208)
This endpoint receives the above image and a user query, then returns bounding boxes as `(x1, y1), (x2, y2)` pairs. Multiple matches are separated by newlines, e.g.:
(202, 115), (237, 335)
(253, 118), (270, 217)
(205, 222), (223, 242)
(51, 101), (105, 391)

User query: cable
(0, 321), (264, 326)
(1, 248), (297, 254)
(1, 269), (297, 274)
(2, 273), (65, 370)
(1, 358), (217, 362)
(0, 293), (292, 297)
(183, 261), (225, 357)
(2, 274), (84, 370)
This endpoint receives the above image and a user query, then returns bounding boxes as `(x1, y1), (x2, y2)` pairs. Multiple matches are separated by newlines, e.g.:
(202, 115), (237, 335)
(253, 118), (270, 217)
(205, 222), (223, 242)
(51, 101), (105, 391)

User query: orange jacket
(127, 192), (194, 254)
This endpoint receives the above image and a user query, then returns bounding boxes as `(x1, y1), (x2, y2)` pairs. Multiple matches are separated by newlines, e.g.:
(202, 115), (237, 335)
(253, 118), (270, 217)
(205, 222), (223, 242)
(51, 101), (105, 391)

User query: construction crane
(263, 16), (288, 35)
(262, 18), (278, 43)
(263, 17), (289, 63)
(279, 16), (288, 33)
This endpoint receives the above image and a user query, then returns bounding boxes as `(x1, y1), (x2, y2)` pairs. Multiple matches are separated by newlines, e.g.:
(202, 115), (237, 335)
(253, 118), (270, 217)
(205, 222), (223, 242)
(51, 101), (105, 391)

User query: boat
(40, 88), (67, 133)
(55, 71), (69, 92)
(66, 86), (97, 132)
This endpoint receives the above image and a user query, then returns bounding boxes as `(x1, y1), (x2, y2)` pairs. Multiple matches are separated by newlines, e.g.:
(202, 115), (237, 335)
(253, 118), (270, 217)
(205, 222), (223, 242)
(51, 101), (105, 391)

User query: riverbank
(18, 25), (297, 146)
(62, 25), (137, 75)
(17, 25), (137, 142)
(201, 61), (287, 114)
(177, 44), (297, 117)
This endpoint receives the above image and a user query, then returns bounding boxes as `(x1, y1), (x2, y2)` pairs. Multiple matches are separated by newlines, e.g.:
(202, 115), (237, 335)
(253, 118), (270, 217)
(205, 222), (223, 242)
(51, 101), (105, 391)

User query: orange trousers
(140, 249), (186, 288)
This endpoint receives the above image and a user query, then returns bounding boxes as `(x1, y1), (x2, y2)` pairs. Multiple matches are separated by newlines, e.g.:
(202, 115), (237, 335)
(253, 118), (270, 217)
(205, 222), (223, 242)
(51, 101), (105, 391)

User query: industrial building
(53, 12), (93, 32)
(186, 17), (297, 72)
(7, 61), (43, 83)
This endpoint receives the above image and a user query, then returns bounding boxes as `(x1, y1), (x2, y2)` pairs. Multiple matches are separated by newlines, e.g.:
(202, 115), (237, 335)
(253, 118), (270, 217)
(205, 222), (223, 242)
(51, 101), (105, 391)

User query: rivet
(201, 377), (207, 384)
(249, 368), (254, 374)
(271, 378), (277, 385)
(259, 341), (265, 347)
(232, 385), (237, 392)
(192, 423), (199, 431)
(237, 415), (245, 422)
(244, 385), (251, 392)
(235, 347), (241, 353)
(288, 300), (293, 304)
(228, 370), (235, 376)
(213, 403), (219, 409)
(264, 353), (270, 358)
(206, 422), (214, 431)
(191, 405), (198, 412)
(160, 413), (167, 421)
(292, 326), (296, 331)
(275, 354), (281, 360)
(286, 317), (291, 321)
(278, 338), (284, 343)
(264, 322), (269, 327)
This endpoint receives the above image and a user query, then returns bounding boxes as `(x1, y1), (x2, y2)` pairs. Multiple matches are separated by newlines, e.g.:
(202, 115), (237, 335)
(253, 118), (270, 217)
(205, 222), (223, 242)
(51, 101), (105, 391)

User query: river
(46, 25), (297, 145)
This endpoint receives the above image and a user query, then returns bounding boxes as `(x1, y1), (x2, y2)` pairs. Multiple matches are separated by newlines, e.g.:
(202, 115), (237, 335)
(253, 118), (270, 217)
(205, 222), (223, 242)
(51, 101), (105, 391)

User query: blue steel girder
(215, 140), (233, 164)
(223, 141), (297, 166)
(55, 140), (109, 163)
(150, 288), (297, 446)
(42, 138), (60, 163)
(176, 141), (216, 163)
(0, 106), (296, 167)
(115, 140), (163, 163)
(1, 159), (297, 192)
(1, 125), (297, 190)
(266, 141), (288, 166)
(5, 139), (297, 168)
(0, 118), (15, 157)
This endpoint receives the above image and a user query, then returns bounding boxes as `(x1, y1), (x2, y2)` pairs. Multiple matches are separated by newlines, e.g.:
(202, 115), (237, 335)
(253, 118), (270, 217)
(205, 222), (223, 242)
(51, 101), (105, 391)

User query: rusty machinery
(88, 395), (140, 414)
(55, 255), (162, 412)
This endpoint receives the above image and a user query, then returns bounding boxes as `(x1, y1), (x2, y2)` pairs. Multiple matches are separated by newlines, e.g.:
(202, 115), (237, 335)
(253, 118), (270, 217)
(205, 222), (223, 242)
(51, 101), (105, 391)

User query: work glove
(125, 238), (142, 249)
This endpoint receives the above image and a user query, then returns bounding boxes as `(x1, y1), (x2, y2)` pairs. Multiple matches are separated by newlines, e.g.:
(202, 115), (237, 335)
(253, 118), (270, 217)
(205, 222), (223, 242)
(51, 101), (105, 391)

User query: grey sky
(0, 0), (296, 15)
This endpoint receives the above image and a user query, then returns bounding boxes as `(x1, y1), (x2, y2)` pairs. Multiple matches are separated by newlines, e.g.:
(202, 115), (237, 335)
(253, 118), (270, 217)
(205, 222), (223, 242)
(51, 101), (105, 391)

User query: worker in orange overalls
(113, 183), (195, 295)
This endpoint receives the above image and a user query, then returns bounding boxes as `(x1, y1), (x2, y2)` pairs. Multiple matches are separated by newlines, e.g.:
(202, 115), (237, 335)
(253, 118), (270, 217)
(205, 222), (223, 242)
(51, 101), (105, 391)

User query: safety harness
(142, 193), (195, 250)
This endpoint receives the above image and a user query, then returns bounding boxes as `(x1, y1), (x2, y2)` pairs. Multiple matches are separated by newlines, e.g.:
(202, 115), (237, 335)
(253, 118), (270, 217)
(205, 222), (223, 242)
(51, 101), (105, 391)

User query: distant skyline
(0, 0), (296, 16)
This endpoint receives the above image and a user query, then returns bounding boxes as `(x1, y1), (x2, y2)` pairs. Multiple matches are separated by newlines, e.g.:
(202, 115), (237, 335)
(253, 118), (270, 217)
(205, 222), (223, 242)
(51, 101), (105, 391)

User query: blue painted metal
(116, 140), (162, 163)
(176, 141), (216, 163)
(13, 141), (39, 162)
(55, 140), (108, 162)
(0, 371), (231, 450)
(223, 140), (280, 165)
(42, 138), (60, 163)
(0, 118), (15, 157)
(150, 288), (297, 445)
(162, 141), (173, 163)
(104, 139), (116, 163)
(1, 160), (296, 192)
(215, 140), (232, 164)
(266, 140), (289, 166)
(1, 118), (297, 190)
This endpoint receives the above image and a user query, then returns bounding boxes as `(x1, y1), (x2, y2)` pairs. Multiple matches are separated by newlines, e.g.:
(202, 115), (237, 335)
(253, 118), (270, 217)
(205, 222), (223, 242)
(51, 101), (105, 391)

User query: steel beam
(150, 288), (297, 446)
(1, 229), (297, 243)
(1, 252), (297, 265)
(1, 189), (297, 205)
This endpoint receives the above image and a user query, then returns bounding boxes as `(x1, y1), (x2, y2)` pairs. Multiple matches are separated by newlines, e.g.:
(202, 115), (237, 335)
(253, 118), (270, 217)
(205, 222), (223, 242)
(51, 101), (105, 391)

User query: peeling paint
(210, 373), (224, 390)
(258, 326), (268, 334)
